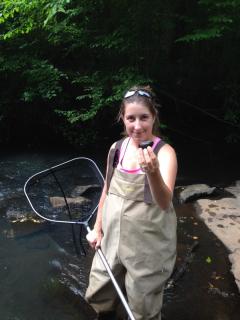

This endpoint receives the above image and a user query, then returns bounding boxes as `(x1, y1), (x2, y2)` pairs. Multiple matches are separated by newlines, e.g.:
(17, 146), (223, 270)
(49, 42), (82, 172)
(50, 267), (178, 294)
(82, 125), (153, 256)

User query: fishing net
(24, 157), (104, 255)
(24, 157), (104, 225)
(24, 157), (136, 320)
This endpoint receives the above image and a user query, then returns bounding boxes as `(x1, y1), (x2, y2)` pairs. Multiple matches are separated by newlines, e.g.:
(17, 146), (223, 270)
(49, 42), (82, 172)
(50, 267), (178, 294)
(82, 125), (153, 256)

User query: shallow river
(0, 151), (240, 320)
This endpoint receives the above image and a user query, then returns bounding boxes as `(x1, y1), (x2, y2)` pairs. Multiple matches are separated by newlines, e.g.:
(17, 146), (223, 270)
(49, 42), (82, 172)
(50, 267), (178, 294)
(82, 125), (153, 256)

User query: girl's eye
(141, 114), (149, 120)
(126, 116), (135, 122)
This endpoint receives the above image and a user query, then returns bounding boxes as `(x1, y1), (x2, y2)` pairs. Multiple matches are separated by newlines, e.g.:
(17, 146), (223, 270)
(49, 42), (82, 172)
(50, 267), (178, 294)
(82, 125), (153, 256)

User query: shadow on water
(0, 223), (93, 320)
(1, 147), (240, 320)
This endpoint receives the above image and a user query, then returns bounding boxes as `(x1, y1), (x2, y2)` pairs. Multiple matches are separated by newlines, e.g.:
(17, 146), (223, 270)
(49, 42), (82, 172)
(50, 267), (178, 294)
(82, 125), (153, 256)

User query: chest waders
(85, 140), (177, 320)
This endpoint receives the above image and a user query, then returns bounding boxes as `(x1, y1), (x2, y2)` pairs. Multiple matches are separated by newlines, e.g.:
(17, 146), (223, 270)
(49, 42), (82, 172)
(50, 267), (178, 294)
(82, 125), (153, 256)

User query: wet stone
(195, 181), (240, 293)
(209, 211), (216, 216)
(177, 184), (217, 203)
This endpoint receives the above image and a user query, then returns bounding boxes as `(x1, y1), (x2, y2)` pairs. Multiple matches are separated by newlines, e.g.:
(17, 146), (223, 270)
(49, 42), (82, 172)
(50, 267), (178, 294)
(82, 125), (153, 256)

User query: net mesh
(25, 158), (104, 224)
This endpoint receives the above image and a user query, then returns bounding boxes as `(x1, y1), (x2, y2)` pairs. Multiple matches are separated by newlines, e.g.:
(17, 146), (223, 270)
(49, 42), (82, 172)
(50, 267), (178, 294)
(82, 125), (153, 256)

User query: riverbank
(195, 180), (240, 292)
(163, 183), (240, 320)
(1, 150), (240, 320)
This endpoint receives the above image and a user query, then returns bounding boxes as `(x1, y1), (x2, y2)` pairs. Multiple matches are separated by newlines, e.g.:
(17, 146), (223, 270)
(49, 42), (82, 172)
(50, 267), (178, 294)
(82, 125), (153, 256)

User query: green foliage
(177, 0), (240, 42)
(55, 67), (151, 125)
(0, 0), (45, 39)
(0, 0), (240, 147)
(43, 0), (71, 26)
(0, 0), (75, 39)
(22, 60), (66, 102)
(177, 27), (222, 42)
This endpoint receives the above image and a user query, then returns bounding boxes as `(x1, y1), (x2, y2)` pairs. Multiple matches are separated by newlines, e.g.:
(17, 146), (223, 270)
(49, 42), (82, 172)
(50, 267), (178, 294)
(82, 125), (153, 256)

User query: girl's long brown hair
(117, 85), (161, 136)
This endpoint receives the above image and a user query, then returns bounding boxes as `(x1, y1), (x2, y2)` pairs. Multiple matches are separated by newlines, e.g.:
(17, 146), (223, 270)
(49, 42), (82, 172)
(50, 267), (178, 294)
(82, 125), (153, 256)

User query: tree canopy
(0, 0), (240, 147)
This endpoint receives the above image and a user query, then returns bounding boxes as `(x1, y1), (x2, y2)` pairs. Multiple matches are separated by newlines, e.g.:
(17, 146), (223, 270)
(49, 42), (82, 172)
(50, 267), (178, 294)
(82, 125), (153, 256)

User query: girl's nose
(134, 119), (141, 130)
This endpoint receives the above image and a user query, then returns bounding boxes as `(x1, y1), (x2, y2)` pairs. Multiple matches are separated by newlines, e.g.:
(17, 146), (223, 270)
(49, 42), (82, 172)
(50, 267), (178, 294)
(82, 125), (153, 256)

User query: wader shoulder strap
(106, 138), (166, 204)
(106, 138), (125, 193)
(144, 139), (166, 204)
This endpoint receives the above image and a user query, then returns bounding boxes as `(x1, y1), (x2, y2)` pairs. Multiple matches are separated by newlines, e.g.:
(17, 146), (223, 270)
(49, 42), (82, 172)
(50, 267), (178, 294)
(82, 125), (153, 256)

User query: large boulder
(195, 181), (240, 293)
(177, 184), (216, 203)
(229, 249), (240, 292)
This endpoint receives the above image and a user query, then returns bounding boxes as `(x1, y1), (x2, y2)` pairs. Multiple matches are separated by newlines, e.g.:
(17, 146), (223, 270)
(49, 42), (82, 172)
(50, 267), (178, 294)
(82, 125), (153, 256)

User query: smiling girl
(85, 85), (177, 320)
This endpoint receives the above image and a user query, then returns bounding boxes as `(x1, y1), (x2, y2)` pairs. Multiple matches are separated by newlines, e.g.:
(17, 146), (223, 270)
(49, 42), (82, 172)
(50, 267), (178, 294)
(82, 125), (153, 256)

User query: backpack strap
(106, 138), (125, 193)
(144, 140), (166, 204)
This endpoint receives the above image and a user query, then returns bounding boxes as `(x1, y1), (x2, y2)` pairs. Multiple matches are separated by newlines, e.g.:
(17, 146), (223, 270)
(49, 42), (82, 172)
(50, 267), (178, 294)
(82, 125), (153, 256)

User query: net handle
(24, 157), (135, 320)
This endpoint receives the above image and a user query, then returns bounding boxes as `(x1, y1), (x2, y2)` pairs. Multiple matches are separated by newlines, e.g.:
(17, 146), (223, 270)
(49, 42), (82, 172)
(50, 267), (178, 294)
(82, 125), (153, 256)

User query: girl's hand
(138, 146), (159, 174)
(86, 227), (103, 250)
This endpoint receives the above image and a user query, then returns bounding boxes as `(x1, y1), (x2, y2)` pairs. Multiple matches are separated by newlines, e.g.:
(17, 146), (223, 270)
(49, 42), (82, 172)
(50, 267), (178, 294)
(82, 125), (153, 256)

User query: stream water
(0, 150), (240, 320)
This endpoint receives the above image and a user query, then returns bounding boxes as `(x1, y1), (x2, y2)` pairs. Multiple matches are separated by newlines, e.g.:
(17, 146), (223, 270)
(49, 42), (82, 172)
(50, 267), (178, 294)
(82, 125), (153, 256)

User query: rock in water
(178, 184), (216, 203)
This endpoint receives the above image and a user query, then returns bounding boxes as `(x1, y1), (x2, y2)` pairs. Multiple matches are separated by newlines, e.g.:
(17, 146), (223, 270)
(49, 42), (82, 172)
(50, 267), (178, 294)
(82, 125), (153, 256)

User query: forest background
(0, 0), (240, 172)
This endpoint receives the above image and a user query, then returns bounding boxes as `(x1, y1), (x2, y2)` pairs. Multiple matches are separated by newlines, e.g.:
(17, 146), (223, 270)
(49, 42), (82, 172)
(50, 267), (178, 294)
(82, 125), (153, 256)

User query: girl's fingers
(86, 229), (103, 250)
(138, 148), (145, 164)
(143, 148), (153, 171)
(138, 147), (159, 173)
(86, 230), (98, 249)
(145, 147), (159, 172)
(96, 237), (102, 249)
(138, 148), (147, 170)
(138, 147), (151, 172)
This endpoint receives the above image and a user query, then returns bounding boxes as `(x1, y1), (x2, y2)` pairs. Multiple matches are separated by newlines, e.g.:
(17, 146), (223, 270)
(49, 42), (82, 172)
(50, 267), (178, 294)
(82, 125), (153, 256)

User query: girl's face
(123, 101), (155, 143)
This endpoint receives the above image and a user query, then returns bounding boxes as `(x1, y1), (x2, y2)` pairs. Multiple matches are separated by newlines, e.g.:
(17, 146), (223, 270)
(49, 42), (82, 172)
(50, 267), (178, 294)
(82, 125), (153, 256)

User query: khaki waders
(85, 169), (177, 320)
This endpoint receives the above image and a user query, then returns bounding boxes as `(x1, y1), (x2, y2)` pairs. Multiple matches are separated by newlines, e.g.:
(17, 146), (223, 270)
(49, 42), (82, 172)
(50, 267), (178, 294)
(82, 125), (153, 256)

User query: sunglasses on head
(124, 89), (151, 99)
